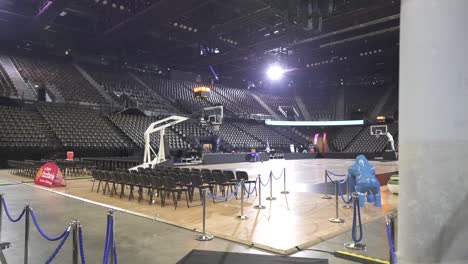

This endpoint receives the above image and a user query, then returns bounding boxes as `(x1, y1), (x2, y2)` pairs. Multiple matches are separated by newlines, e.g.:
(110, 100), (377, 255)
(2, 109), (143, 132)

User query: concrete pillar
(399, 0), (468, 263)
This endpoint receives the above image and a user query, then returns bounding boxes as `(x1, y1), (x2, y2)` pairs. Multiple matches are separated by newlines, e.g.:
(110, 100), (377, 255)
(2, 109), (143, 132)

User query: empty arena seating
(81, 64), (172, 112)
(329, 126), (363, 151)
(212, 85), (270, 116)
(0, 53), (400, 161)
(11, 54), (107, 104)
(213, 121), (263, 149)
(254, 92), (302, 119)
(271, 126), (308, 146)
(345, 123), (398, 153)
(134, 72), (271, 117)
(304, 97), (336, 120)
(0, 105), (58, 149)
(172, 121), (212, 139)
(230, 120), (293, 149)
(132, 72), (208, 112)
(0, 65), (16, 98)
(37, 105), (134, 151)
(110, 114), (189, 150)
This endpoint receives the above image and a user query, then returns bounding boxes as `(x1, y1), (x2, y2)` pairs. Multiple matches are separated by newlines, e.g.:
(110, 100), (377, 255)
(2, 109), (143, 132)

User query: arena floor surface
(0, 159), (398, 257)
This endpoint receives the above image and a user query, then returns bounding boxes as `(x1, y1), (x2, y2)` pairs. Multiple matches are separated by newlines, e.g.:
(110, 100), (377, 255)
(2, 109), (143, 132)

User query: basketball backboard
(370, 125), (388, 137)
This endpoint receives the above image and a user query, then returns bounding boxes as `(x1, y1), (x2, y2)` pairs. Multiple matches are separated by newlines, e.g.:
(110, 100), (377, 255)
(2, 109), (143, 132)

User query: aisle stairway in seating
(73, 63), (121, 108)
(294, 96), (311, 120)
(335, 85), (345, 120)
(0, 54), (36, 100)
(127, 72), (180, 114)
(250, 93), (281, 119)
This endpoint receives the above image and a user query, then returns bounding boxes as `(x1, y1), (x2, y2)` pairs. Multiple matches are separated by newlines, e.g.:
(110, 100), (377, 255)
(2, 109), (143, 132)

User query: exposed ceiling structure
(0, 0), (400, 80)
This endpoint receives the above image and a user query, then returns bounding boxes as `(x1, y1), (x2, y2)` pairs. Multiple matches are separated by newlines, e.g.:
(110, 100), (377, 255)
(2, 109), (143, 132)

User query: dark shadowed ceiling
(0, 0), (400, 79)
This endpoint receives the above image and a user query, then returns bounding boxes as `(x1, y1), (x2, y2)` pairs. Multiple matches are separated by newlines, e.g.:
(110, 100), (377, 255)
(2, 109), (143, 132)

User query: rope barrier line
(326, 172), (347, 184)
(271, 169), (284, 181)
(113, 240), (117, 264)
(325, 170), (348, 177)
(102, 216), (112, 264)
(386, 221), (396, 264)
(44, 225), (71, 264)
(1, 197), (26, 222)
(30, 210), (70, 241)
(352, 197), (363, 243)
(242, 181), (257, 196)
(206, 182), (241, 201)
(337, 180), (353, 204)
(78, 225), (86, 264)
(259, 175), (270, 187)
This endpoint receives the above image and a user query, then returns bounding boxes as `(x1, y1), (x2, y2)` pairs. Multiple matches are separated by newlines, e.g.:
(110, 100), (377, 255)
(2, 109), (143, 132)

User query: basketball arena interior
(0, 0), (465, 263)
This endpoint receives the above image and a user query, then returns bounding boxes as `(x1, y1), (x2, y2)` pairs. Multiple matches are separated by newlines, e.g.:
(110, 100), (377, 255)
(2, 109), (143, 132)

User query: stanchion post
(72, 221), (78, 264)
(386, 214), (396, 262)
(24, 204), (30, 264)
(238, 180), (248, 220)
(109, 210), (114, 264)
(195, 189), (214, 241)
(321, 171), (332, 199)
(0, 194), (3, 242)
(280, 168), (289, 194)
(328, 181), (344, 223)
(266, 171), (276, 201)
(344, 194), (366, 250)
(343, 176), (352, 209)
(254, 175), (266, 209)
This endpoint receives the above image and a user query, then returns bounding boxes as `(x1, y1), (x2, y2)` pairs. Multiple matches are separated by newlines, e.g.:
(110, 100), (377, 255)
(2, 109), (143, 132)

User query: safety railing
(195, 168), (289, 241)
(0, 193), (117, 264)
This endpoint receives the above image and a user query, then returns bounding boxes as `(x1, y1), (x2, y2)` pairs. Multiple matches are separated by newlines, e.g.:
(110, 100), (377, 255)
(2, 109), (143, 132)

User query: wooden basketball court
(0, 159), (398, 254)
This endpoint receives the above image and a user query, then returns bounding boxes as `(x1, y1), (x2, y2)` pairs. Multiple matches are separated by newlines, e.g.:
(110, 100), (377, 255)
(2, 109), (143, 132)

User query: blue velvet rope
(386, 221), (396, 264)
(242, 181), (257, 195)
(78, 225), (86, 264)
(1, 197), (26, 223)
(44, 226), (71, 264)
(337, 180), (353, 204)
(259, 175), (270, 187)
(326, 172), (347, 184)
(102, 216), (111, 264)
(113, 240), (117, 264)
(351, 197), (363, 243)
(30, 210), (70, 241)
(271, 170), (283, 181)
(326, 170), (347, 177)
(207, 182), (240, 200)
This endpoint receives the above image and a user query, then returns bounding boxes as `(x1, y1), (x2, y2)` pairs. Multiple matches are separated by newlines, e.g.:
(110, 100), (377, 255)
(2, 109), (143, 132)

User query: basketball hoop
(376, 134), (380, 139)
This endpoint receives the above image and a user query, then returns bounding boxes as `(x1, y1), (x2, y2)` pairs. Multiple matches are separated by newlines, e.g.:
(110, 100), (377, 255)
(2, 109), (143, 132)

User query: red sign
(34, 162), (66, 187)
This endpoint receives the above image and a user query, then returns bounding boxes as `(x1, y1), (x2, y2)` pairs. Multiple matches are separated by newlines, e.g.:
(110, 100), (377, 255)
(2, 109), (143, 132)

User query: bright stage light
(266, 65), (284, 81)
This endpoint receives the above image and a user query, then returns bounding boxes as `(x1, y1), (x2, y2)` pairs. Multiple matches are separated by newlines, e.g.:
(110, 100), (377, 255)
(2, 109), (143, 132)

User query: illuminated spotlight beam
(266, 65), (284, 81)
